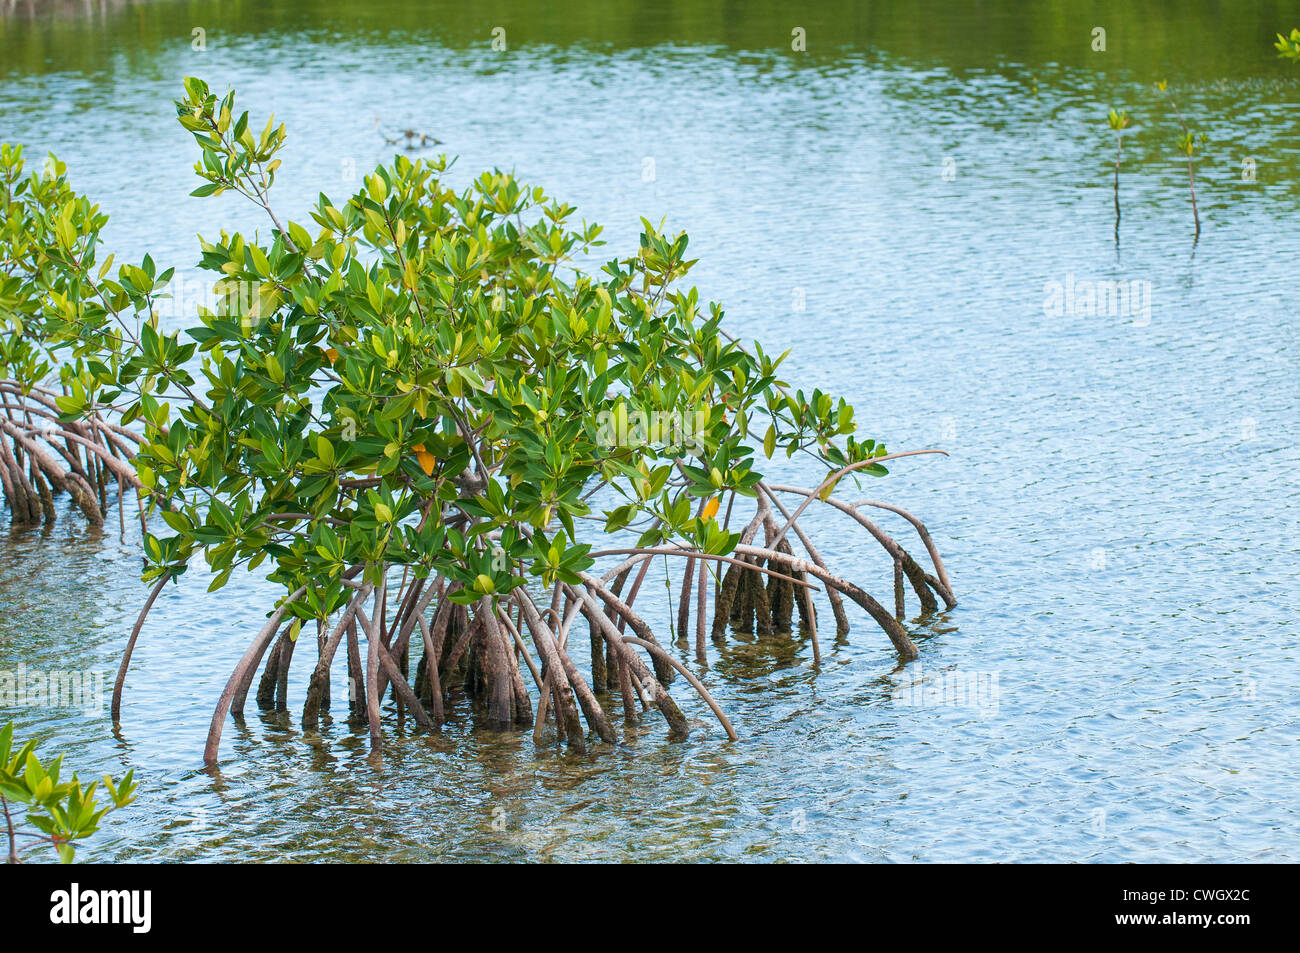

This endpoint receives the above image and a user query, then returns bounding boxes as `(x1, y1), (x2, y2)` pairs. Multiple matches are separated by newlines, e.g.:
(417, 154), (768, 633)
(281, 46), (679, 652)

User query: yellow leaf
(416, 449), (437, 476)
(701, 496), (720, 521)
(325, 347), (338, 363)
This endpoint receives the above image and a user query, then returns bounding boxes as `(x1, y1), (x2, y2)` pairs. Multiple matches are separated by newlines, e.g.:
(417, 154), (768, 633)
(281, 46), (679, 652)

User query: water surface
(1, 0), (1298, 862)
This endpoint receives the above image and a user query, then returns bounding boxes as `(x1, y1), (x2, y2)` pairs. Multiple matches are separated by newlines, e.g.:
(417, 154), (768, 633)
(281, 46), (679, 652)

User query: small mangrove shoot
(1106, 108), (1130, 243)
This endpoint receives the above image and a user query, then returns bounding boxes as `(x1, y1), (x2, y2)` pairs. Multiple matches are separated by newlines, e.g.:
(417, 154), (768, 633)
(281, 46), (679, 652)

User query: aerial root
(758, 482), (844, 638)
(203, 585), (308, 766)
(111, 573), (169, 723)
(515, 592), (613, 745)
(301, 575), (373, 729)
(696, 558), (708, 664)
(577, 570), (676, 687)
(199, 573), (727, 762)
(850, 499), (955, 608)
(732, 543), (919, 659)
(0, 384), (148, 529)
(516, 592), (586, 750)
(676, 554), (695, 645)
(254, 620), (292, 711)
(194, 484), (950, 763)
(621, 636), (736, 741)
(767, 485), (940, 614)
(566, 583), (690, 739)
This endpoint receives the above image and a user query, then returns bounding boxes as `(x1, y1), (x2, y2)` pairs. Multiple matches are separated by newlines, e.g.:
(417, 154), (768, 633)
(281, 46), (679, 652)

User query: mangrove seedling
(1175, 130), (1207, 237)
(1274, 28), (1300, 61)
(1106, 108), (1131, 242)
(25, 78), (956, 764)
(1157, 80), (1204, 236)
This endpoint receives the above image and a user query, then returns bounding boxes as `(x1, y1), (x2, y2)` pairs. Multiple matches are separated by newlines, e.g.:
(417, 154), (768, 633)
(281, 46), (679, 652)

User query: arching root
(188, 480), (951, 763)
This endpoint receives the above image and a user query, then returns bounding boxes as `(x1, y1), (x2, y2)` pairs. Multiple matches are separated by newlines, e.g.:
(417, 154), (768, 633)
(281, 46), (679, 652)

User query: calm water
(2, 0), (1299, 862)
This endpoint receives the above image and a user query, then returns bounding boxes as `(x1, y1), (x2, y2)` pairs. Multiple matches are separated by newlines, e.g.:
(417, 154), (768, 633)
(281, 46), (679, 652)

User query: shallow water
(1, 0), (1298, 862)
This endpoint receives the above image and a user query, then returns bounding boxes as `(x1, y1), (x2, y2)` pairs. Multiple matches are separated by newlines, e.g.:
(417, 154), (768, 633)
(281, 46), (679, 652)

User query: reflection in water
(1, 0), (1299, 862)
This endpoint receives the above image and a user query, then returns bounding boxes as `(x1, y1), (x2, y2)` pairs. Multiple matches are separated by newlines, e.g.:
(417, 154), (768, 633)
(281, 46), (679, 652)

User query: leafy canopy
(14, 77), (889, 623)
(2, 144), (174, 404)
